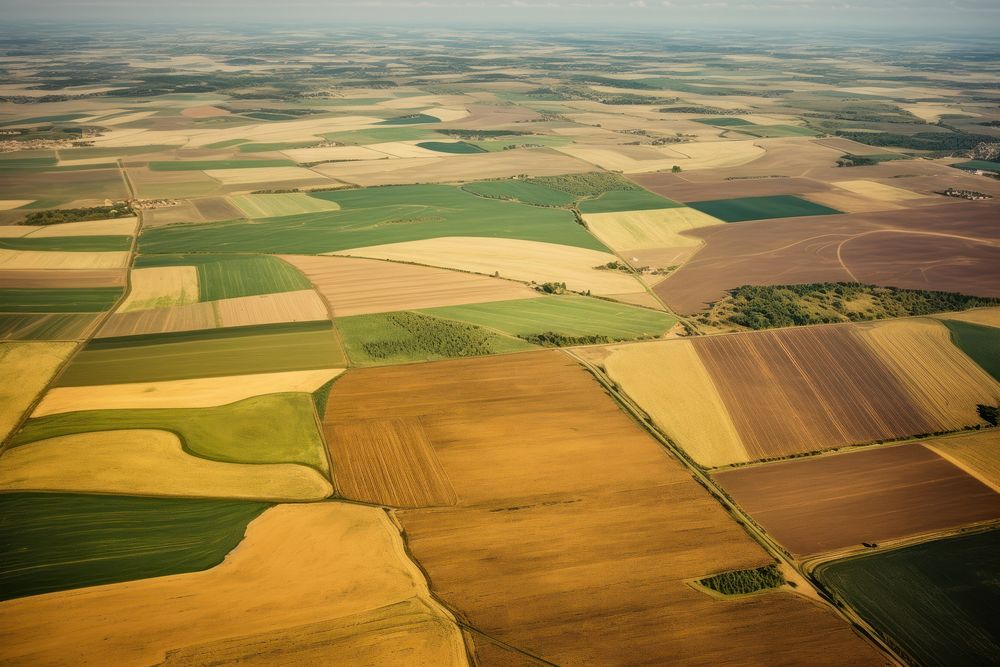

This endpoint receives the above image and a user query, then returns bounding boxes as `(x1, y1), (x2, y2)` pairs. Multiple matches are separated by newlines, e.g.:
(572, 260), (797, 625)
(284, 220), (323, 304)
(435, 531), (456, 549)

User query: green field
(0, 235), (132, 252)
(138, 184), (607, 254)
(577, 189), (682, 214)
(14, 392), (328, 471)
(0, 288), (122, 313)
(133, 254), (312, 300)
(0, 493), (268, 601)
(230, 193), (341, 218)
(951, 160), (1000, 172)
(943, 319), (1000, 382)
(416, 141), (486, 154)
(237, 141), (319, 153)
(693, 117), (753, 127)
(337, 311), (533, 366)
(472, 135), (574, 152)
(732, 124), (822, 138)
(376, 113), (441, 125)
(320, 127), (436, 145)
(56, 322), (345, 385)
(419, 295), (676, 341)
(688, 195), (841, 222)
(814, 530), (1000, 666)
(147, 159), (294, 171)
(461, 179), (577, 206)
(0, 313), (97, 340)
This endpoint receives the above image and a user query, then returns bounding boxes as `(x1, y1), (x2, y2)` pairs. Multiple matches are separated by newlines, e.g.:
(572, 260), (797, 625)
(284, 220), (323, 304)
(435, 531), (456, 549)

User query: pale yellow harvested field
(56, 157), (127, 167)
(281, 254), (537, 316)
(26, 217), (138, 238)
(98, 111), (158, 126)
(215, 289), (329, 328)
(101, 289), (327, 337)
(379, 94), (471, 110)
(801, 190), (903, 214)
(0, 200), (33, 211)
(925, 431), (1000, 492)
(366, 141), (442, 158)
(423, 107), (470, 122)
(0, 342), (75, 443)
(331, 237), (643, 296)
(832, 180), (927, 201)
(556, 140), (765, 173)
(180, 105), (230, 118)
(938, 308), (1000, 329)
(599, 340), (747, 468)
(858, 318), (1000, 430)
(0, 430), (333, 501)
(0, 225), (36, 237)
(229, 193), (341, 219)
(204, 166), (329, 185)
(838, 85), (960, 98)
(583, 207), (723, 251)
(118, 266), (199, 312)
(0, 503), (468, 667)
(0, 249), (129, 270)
(34, 368), (343, 416)
(282, 145), (386, 163)
(313, 149), (596, 187)
(901, 103), (979, 123)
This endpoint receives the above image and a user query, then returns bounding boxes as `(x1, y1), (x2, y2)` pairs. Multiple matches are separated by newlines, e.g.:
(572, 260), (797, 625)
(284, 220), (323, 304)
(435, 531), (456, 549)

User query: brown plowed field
(281, 255), (536, 317)
(325, 418), (457, 507)
(0, 268), (127, 288)
(693, 326), (937, 461)
(323, 351), (884, 665)
(656, 203), (1000, 314)
(98, 300), (217, 338)
(714, 444), (1000, 556)
(631, 173), (829, 202)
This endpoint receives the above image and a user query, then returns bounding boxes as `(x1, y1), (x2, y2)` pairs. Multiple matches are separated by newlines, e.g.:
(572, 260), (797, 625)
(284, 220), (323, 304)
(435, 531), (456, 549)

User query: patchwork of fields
(1, 26), (998, 667)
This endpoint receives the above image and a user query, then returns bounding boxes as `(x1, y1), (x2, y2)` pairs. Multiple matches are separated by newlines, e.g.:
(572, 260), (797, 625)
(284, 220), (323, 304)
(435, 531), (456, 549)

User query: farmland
(138, 184), (606, 254)
(687, 195), (842, 223)
(321, 352), (883, 664)
(814, 530), (1000, 666)
(715, 444), (1000, 556)
(418, 294), (677, 341)
(0, 492), (268, 601)
(2, 22), (1000, 666)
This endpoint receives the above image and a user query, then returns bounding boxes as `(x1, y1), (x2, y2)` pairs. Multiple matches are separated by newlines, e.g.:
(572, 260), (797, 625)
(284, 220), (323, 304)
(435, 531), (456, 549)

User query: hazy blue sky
(1, 0), (998, 32)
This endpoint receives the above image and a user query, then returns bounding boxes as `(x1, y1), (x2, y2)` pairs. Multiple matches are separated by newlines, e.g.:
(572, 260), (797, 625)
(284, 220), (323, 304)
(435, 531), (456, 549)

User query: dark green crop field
(814, 530), (1000, 666)
(951, 160), (1000, 172)
(687, 195), (841, 222)
(416, 140), (486, 154)
(0, 287), (122, 313)
(693, 117), (753, 126)
(0, 235), (132, 252)
(0, 493), (268, 601)
(134, 254), (312, 300)
(377, 113), (440, 125)
(943, 319), (1000, 382)
(138, 184), (606, 254)
(147, 159), (294, 171)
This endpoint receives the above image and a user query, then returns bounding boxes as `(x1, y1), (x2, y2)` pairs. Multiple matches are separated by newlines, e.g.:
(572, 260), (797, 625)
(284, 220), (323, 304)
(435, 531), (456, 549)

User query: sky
(1, 0), (998, 33)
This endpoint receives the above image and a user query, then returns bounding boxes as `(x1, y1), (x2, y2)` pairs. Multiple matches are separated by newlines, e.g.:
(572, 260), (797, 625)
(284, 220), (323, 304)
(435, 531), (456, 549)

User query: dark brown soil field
(322, 351), (885, 665)
(714, 444), (1000, 556)
(632, 173), (830, 203)
(0, 268), (127, 288)
(657, 203), (1000, 314)
(693, 326), (937, 461)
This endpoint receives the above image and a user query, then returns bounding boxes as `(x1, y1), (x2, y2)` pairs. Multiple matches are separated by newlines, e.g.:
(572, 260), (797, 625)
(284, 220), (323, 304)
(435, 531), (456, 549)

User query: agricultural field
(320, 352), (883, 664)
(714, 444), (1000, 556)
(687, 195), (842, 223)
(814, 530), (1000, 666)
(2, 21), (1000, 666)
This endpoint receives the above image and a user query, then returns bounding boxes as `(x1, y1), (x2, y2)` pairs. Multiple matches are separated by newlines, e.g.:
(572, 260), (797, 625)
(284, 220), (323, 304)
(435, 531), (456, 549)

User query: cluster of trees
(361, 312), (497, 360)
(707, 283), (999, 331)
(978, 404), (999, 426)
(835, 131), (997, 153)
(519, 331), (616, 347)
(836, 154), (880, 167)
(24, 203), (133, 225)
(698, 564), (785, 596)
(530, 172), (640, 197)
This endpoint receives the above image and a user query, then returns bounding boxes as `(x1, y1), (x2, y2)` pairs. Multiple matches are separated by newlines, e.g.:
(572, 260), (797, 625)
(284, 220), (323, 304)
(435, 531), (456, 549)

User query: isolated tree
(671, 165), (682, 173)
